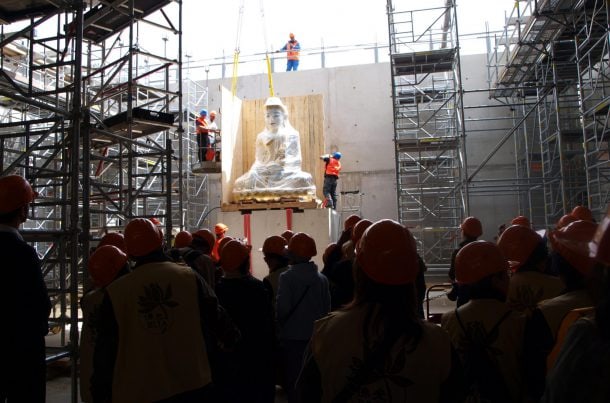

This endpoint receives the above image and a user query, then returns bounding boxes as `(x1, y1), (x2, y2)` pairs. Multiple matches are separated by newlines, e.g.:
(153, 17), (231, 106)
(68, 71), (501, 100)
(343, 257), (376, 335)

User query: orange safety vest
(196, 116), (208, 135)
(325, 157), (341, 177)
(286, 41), (300, 61)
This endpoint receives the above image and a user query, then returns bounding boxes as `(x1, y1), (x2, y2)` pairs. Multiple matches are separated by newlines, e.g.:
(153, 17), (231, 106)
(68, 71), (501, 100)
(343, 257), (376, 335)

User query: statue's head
(264, 97), (287, 133)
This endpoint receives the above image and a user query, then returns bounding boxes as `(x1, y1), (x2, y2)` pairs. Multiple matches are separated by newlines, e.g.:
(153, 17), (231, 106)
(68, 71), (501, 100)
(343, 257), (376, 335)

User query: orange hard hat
(356, 219), (418, 285)
(174, 230), (193, 248)
(556, 214), (577, 229)
(124, 218), (163, 257)
(262, 235), (287, 256)
(192, 229), (215, 250)
(214, 223), (228, 235)
(455, 241), (508, 285)
(497, 224), (542, 270)
(88, 245), (128, 288)
(280, 230), (294, 242)
(322, 242), (338, 265)
(571, 205), (593, 222)
(352, 219), (373, 246)
(550, 220), (598, 275)
(218, 236), (234, 255)
(460, 216), (483, 238)
(150, 217), (162, 226)
(287, 232), (317, 259)
(0, 175), (38, 214)
(511, 215), (531, 228)
(344, 214), (361, 231)
(221, 240), (250, 272)
(590, 207), (610, 265)
(98, 232), (127, 253)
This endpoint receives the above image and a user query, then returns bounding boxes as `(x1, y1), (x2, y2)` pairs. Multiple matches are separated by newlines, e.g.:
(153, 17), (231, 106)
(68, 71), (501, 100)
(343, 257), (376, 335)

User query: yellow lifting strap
(231, 0), (245, 96)
(260, 0), (274, 96)
(265, 53), (275, 96)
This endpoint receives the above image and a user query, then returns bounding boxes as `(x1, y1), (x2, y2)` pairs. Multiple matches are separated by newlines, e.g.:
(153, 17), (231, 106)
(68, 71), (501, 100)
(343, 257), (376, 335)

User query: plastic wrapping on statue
(233, 97), (316, 202)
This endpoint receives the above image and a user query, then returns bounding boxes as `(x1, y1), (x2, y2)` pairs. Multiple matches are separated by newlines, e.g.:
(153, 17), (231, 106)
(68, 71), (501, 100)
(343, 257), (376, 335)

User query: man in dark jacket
(0, 175), (51, 402)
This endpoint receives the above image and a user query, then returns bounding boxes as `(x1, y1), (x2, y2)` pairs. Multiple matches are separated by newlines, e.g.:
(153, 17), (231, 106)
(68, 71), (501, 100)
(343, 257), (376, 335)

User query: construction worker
(448, 216), (483, 306)
(276, 232), (330, 403)
(297, 219), (465, 402)
(322, 151), (342, 209)
(208, 110), (221, 162)
(91, 218), (240, 402)
(542, 209), (610, 402)
(279, 32), (301, 71)
(212, 222), (228, 263)
(80, 245), (130, 403)
(0, 175), (51, 403)
(524, 220), (597, 401)
(441, 241), (525, 403)
(195, 109), (209, 162)
(498, 224), (563, 314)
(215, 240), (275, 403)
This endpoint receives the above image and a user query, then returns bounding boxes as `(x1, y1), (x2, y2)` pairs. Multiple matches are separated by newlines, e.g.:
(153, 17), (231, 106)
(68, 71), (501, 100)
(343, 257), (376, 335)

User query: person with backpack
(441, 240), (526, 403)
(297, 219), (465, 402)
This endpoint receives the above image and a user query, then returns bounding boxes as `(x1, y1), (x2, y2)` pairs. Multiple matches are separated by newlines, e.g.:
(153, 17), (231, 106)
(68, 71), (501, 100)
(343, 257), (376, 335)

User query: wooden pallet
(222, 199), (318, 212)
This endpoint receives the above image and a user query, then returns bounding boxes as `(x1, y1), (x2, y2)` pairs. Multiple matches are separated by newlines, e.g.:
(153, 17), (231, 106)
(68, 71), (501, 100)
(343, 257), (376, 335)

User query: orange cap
(497, 224), (542, 270)
(287, 232), (317, 259)
(352, 219), (373, 246)
(0, 175), (38, 214)
(280, 230), (294, 242)
(174, 230), (193, 248)
(192, 229), (215, 250)
(356, 219), (418, 285)
(88, 245), (128, 288)
(556, 214), (577, 229)
(571, 205), (593, 222)
(344, 214), (361, 231)
(511, 215), (531, 228)
(590, 207), (610, 265)
(214, 222), (228, 235)
(221, 240), (250, 272)
(124, 218), (163, 257)
(150, 217), (162, 225)
(550, 220), (597, 275)
(98, 232), (127, 253)
(460, 216), (483, 238)
(455, 241), (508, 284)
(262, 235), (287, 256)
(322, 243), (338, 265)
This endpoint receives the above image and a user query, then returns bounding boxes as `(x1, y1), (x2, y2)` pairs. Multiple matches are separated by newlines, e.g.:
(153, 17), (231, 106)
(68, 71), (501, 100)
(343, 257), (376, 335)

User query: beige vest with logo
(106, 261), (211, 403)
(80, 289), (105, 402)
(507, 271), (563, 314)
(312, 305), (452, 403)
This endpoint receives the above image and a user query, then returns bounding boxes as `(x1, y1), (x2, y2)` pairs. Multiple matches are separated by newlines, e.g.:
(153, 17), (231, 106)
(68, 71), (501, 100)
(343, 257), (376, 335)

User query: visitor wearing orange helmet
(80, 245), (130, 403)
(98, 232), (127, 253)
(571, 205), (594, 222)
(0, 174), (51, 402)
(177, 229), (218, 289)
(543, 208), (610, 402)
(511, 215), (531, 228)
(497, 225), (562, 314)
(448, 216), (483, 306)
(523, 220), (598, 401)
(211, 223), (228, 262)
(276, 232), (330, 402)
(91, 218), (240, 403)
(441, 241), (525, 403)
(214, 240), (275, 401)
(261, 235), (290, 301)
(297, 219), (464, 402)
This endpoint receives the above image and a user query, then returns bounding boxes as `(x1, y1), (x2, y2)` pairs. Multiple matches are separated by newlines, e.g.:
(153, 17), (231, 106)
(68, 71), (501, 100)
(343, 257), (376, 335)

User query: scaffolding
(0, 1), (184, 401)
(386, 0), (467, 265)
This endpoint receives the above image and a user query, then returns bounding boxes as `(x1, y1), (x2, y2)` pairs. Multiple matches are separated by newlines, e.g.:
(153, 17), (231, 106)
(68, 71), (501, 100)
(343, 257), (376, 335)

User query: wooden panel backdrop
(228, 94), (324, 204)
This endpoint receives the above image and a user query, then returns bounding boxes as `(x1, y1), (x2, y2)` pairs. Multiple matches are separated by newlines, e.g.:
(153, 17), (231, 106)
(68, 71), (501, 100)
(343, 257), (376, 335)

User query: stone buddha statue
(232, 97), (316, 202)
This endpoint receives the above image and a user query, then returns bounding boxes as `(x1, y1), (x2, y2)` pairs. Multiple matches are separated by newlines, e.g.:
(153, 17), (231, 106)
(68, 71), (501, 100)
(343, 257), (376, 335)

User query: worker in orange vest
(212, 223), (228, 263)
(195, 109), (209, 162)
(322, 151), (341, 209)
(279, 33), (301, 71)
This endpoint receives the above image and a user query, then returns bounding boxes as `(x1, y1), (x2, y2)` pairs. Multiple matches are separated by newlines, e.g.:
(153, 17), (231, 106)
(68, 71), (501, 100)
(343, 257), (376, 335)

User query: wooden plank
(221, 200), (318, 212)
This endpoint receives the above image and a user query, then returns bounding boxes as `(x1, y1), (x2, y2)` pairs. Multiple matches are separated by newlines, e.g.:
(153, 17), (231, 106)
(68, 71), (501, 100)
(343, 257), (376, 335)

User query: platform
(221, 200), (318, 212)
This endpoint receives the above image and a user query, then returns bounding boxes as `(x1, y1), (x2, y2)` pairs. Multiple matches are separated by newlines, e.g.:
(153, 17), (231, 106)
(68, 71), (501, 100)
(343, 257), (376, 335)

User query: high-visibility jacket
(325, 157), (341, 177)
(286, 40), (300, 60)
(105, 261), (212, 403)
(196, 116), (208, 135)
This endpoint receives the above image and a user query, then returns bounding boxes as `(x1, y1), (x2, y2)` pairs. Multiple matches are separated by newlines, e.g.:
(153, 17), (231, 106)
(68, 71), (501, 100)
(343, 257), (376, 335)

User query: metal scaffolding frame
(0, 1), (185, 401)
(386, 0), (467, 265)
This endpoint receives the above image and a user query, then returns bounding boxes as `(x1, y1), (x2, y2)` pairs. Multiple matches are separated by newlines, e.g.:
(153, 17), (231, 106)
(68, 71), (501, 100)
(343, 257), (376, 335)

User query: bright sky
(181, 0), (512, 79)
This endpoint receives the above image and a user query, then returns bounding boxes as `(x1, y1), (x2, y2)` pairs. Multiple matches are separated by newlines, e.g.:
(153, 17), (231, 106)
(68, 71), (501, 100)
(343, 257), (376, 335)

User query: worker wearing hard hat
(321, 151), (342, 209)
(208, 110), (221, 162)
(212, 222), (229, 263)
(0, 175), (51, 402)
(195, 109), (210, 162)
(278, 32), (301, 71)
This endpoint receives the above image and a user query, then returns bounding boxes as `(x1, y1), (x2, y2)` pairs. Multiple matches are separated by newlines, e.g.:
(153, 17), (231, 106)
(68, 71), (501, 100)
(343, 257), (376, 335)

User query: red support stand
(286, 208), (293, 231)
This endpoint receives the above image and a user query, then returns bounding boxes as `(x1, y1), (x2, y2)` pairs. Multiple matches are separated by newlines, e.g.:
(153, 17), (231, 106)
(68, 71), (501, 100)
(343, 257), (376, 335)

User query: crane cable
(259, 0), (275, 96)
(231, 0), (245, 96)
